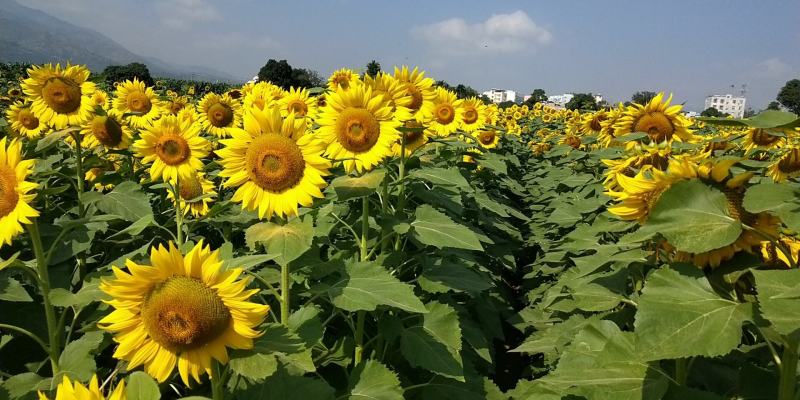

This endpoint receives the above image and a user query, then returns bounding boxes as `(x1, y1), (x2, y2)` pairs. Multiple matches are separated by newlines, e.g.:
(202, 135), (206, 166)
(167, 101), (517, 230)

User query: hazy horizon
(13, 0), (800, 111)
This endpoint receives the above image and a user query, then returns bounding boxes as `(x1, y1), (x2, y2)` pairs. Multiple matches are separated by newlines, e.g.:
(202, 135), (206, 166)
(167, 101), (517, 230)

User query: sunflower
(768, 147), (800, 182)
(473, 129), (501, 149)
(98, 241), (270, 385)
(742, 128), (787, 154)
(91, 89), (110, 111)
(6, 102), (45, 138)
(328, 68), (359, 91)
(113, 79), (163, 129)
(278, 87), (317, 119)
(483, 104), (499, 126)
(164, 96), (191, 116)
(197, 93), (243, 138)
(0, 138), (39, 247)
(560, 134), (582, 149)
(393, 118), (431, 157)
(423, 87), (463, 137)
(134, 115), (210, 183)
(243, 82), (284, 111)
(459, 97), (486, 133)
(81, 110), (133, 150)
(177, 105), (199, 126)
(37, 375), (126, 400)
(761, 237), (800, 268)
(393, 66), (436, 119)
(217, 108), (331, 219)
(614, 93), (694, 143)
(580, 110), (607, 135)
(605, 165), (686, 222)
(364, 73), (413, 120)
(20, 64), (97, 129)
(166, 172), (216, 218)
(317, 83), (401, 173)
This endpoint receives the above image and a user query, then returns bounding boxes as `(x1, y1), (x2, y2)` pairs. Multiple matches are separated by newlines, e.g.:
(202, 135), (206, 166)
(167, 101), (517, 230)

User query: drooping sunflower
(0, 137), (39, 247)
(278, 87), (318, 119)
(328, 68), (359, 91)
(20, 63), (97, 129)
(134, 115), (210, 183)
(113, 79), (163, 129)
(177, 105), (199, 126)
(768, 147), (800, 182)
(166, 171), (216, 218)
(393, 66), (436, 119)
(6, 102), (45, 138)
(217, 108), (331, 219)
(459, 97), (486, 133)
(37, 375), (126, 400)
(742, 128), (787, 154)
(761, 237), (800, 268)
(423, 87), (463, 137)
(317, 83), (401, 172)
(80, 110), (133, 150)
(614, 93), (694, 143)
(473, 129), (501, 149)
(98, 241), (270, 385)
(197, 93), (243, 138)
(164, 95), (191, 116)
(243, 82), (285, 111)
(91, 89), (110, 111)
(393, 117), (431, 157)
(580, 110), (607, 135)
(559, 134), (582, 149)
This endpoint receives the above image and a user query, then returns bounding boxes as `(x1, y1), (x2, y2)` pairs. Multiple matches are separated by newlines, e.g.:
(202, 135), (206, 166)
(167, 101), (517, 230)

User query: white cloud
(754, 57), (792, 79)
(411, 11), (552, 54)
(156, 0), (219, 30)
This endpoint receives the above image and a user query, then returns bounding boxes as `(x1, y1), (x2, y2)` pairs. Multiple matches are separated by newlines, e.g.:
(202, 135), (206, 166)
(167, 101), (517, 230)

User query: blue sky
(22, 0), (800, 110)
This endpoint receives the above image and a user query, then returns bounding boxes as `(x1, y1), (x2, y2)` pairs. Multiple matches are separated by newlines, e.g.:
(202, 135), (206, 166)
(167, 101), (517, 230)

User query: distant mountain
(0, 0), (239, 82)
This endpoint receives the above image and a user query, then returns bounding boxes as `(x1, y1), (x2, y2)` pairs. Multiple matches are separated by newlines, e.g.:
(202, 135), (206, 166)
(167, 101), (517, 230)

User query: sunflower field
(0, 62), (799, 400)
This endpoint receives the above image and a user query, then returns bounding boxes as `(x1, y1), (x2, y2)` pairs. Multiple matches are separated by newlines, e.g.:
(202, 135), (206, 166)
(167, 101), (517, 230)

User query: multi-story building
(704, 94), (746, 118)
(547, 93), (573, 107)
(482, 89), (517, 104)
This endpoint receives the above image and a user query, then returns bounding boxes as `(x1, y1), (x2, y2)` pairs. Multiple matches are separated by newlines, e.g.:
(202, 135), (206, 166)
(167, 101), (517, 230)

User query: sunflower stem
(71, 132), (88, 281)
(779, 337), (799, 400)
(173, 179), (184, 246)
(675, 358), (689, 386)
(210, 360), (225, 400)
(27, 221), (60, 374)
(394, 134), (407, 251)
(280, 263), (290, 326)
(0, 324), (49, 354)
(354, 196), (370, 365)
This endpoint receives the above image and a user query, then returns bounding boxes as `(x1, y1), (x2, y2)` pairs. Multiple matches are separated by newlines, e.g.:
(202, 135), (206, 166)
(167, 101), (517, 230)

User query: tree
(291, 68), (323, 88)
(498, 100), (516, 109)
(257, 59), (294, 89)
(435, 80), (482, 100)
(743, 108), (757, 118)
(565, 93), (598, 111)
(700, 107), (729, 117)
(365, 60), (381, 78)
(523, 89), (547, 106)
(777, 79), (800, 114)
(631, 91), (657, 105)
(767, 101), (782, 111)
(102, 62), (154, 86)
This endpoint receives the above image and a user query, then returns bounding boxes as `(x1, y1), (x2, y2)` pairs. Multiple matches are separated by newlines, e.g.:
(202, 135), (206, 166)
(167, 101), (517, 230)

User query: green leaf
(229, 352), (279, 381)
(238, 368), (334, 400)
(96, 182), (154, 222)
(230, 323), (309, 380)
(245, 217), (314, 266)
(699, 110), (800, 129)
(642, 180), (741, 253)
(58, 331), (105, 381)
(222, 254), (279, 270)
(348, 360), (404, 400)
(411, 205), (483, 251)
(49, 280), (106, 308)
(477, 153), (508, 175)
(107, 215), (155, 239)
(752, 269), (800, 336)
(418, 262), (492, 294)
(743, 182), (800, 232)
(126, 371), (161, 400)
(473, 192), (510, 217)
(331, 170), (386, 200)
(0, 253), (20, 272)
(330, 261), (427, 313)
(401, 302), (463, 380)
(409, 167), (470, 189)
(569, 283), (623, 312)
(635, 266), (752, 360)
(0, 278), (32, 302)
(2, 373), (49, 400)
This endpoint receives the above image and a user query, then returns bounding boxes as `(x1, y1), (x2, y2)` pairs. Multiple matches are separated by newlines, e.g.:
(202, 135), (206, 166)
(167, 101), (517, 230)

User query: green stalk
(210, 360), (225, 400)
(280, 263), (290, 326)
(779, 338), (799, 400)
(27, 222), (60, 374)
(354, 196), (370, 364)
(394, 134), (407, 251)
(71, 132), (87, 280)
(173, 179), (184, 246)
(675, 358), (688, 386)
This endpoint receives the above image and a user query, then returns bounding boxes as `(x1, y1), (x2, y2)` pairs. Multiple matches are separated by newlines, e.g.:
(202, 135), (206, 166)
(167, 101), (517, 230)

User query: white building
(547, 93), (574, 107)
(482, 89), (517, 104)
(704, 94), (746, 118)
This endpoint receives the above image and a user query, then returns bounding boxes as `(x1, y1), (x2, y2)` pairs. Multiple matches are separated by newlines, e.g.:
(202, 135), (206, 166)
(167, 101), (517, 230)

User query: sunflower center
(245, 134), (306, 192)
(18, 108), (39, 129)
(155, 135), (190, 166)
(179, 175), (203, 202)
(403, 121), (425, 144)
(478, 130), (496, 145)
(723, 188), (756, 226)
(169, 101), (185, 115)
(564, 136), (582, 149)
(405, 84), (423, 110)
(778, 149), (800, 173)
(435, 104), (455, 124)
(0, 166), (19, 218)
(41, 77), (82, 114)
(634, 112), (674, 142)
(91, 116), (124, 147)
(336, 107), (381, 153)
(142, 276), (231, 351)
(334, 75), (351, 89)
(463, 109), (479, 124)
(752, 129), (780, 146)
(207, 103), (233, 127)
(288, 100), (308, 116)
(590, 115), (606, 132)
